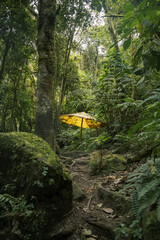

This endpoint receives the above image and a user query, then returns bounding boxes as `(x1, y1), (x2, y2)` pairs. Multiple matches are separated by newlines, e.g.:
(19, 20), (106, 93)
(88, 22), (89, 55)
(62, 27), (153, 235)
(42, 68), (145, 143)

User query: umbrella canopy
(59, 112), (106, 129)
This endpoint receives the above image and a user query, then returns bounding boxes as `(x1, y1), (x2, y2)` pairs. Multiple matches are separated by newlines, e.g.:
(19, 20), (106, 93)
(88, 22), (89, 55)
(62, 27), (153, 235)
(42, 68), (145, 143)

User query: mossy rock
(142, 210), (160, 240)
(0, 132), (73, 240)
(89, 151), (126, 173)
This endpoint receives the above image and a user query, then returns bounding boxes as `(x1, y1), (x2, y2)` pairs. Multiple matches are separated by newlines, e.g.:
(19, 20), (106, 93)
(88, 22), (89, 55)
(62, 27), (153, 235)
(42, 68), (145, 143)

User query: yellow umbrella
(59, 112), (106, 140)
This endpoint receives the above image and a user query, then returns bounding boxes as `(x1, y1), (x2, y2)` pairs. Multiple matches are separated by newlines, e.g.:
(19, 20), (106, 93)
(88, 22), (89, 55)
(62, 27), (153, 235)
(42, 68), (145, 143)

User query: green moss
(62, 165), (72, 181)
(72, 183), (85, 201)
(102, 153), (126, 170)
(0, 132), (61, 172)
(89, 151), (126, 173)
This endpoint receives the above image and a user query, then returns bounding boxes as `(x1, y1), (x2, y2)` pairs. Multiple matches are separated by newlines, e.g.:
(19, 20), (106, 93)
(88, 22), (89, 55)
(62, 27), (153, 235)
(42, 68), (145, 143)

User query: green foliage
(0, 193), (34, 215)
(118, 0), (160, 70)
(89, 0), (160, 157)
(0, 0), (37, 132)
(0, 193), (46, 240)
(94, 53), (143, 139)
(124, 157), (160, 221)
(114, 220), (142, 240)
(113, 98), (160, 154)
(57, 126), (81, 151)
(114, 223), (129, 240)
(86, 133), (111, 151)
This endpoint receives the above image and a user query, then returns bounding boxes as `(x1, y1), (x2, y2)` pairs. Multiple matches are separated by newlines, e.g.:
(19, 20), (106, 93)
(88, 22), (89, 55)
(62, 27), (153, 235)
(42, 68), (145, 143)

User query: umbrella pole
(80, 118), (83, 142)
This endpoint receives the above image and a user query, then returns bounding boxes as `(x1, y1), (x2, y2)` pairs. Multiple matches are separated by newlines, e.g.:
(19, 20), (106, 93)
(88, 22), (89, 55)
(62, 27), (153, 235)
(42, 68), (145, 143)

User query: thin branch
(104, 14), (124, 18)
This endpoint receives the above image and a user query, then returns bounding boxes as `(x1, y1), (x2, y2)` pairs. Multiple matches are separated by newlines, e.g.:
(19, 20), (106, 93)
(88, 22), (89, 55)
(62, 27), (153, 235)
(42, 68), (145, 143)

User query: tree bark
(102, 1), (120, 53)
(0, 29), (12, 82)
(107, 19), (120, 53)
(35, 0), (57, 149)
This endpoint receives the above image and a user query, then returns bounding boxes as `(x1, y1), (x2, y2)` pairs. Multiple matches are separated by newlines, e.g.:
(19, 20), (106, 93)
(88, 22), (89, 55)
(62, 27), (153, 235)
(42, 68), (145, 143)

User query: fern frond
(130, 163), (148, 174)
(138, 190), (160, 215)
(138, 178), (160, 200)
(130, 190), (141, 220)
(127, 167), (148, 183)
(127, 176), (141, 184)
(143, 119), (160, 129)
(142, 88), (160, 104)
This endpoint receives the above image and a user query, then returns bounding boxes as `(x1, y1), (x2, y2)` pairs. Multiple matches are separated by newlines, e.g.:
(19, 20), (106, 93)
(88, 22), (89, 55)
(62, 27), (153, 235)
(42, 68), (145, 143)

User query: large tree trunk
(35, 0), (57, 149)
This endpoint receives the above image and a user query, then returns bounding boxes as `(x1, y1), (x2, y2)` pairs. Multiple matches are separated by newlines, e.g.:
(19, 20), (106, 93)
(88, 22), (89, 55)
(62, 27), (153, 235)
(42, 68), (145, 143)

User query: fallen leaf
(103, 208), (114, 214)
(97, 203), (103, 208)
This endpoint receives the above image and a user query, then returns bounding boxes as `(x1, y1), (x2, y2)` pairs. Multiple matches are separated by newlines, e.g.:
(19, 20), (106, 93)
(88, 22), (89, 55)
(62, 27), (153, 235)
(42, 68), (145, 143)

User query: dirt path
(49, 151), (130, 240)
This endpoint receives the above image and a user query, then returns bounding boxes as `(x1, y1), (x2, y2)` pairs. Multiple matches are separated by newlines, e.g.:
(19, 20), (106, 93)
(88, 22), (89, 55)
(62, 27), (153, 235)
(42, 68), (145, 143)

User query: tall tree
(35, 0), (58, 149)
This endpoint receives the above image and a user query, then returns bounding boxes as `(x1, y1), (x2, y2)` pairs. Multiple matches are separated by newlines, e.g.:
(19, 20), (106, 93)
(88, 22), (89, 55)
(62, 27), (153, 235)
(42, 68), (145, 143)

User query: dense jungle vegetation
(0, 0), (160, 239)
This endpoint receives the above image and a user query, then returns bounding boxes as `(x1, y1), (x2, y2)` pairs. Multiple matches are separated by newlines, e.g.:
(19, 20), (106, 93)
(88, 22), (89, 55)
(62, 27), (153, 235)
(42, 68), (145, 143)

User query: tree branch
(104, 14), (124, 18)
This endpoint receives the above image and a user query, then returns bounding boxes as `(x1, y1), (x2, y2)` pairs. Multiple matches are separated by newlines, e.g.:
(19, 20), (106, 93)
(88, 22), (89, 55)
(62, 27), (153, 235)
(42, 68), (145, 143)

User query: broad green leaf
(123, 36), (131, 51)
(122, 4), (134, 13)
(124, 98), (135, 103)
(123, 11), (134, 20)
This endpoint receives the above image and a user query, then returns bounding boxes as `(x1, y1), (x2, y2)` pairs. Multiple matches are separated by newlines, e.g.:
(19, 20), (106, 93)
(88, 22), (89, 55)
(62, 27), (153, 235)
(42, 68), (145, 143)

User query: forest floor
(50, 151), (137, 240)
